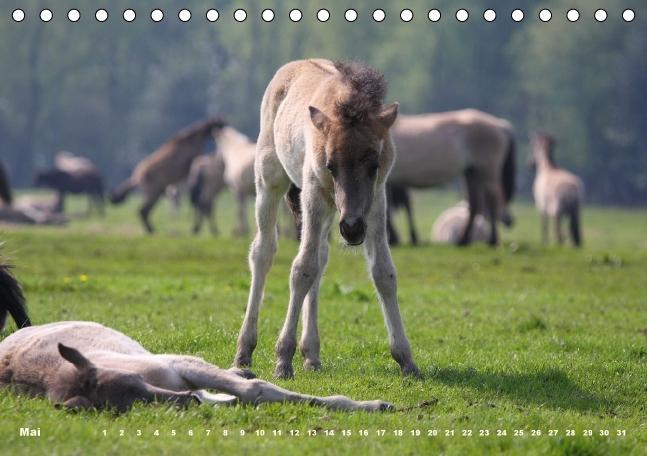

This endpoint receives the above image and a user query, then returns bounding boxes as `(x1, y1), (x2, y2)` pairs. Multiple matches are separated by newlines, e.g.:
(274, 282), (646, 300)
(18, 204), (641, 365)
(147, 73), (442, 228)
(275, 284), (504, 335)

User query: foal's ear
(309, 106), (330, 132)
(378, 102), (399, 130)
(58, 343), (93, 371)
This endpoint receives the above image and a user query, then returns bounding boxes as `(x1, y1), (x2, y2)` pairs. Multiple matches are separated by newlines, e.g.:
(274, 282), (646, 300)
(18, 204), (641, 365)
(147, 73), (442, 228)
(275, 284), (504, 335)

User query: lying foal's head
(54, 344), (193, 412)
(309, 62), (398, 245)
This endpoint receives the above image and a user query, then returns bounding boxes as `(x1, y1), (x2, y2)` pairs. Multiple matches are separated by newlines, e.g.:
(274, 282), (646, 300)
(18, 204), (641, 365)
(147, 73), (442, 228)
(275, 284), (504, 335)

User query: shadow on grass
(433, 367), (612, 413)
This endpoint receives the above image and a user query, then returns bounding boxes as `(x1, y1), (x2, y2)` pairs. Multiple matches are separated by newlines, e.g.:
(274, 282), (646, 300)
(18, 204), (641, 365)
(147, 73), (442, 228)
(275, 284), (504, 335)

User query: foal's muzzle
(340, 217), (366, 245)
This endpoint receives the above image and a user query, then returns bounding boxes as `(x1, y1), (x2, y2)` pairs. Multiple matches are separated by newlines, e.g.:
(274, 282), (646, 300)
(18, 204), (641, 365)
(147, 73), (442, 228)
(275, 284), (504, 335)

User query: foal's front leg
(364, 189), (420, 377)
(275, 187), (331, 379)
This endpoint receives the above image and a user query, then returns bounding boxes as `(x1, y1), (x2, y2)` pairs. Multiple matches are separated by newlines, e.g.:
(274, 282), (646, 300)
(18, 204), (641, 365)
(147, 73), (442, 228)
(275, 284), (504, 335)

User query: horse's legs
(192, 208), (203, 234)
(299, 214), (333, 371)
(234, 172), (288, 368)
(458, 169), (480, 246)
(275, 189), (332, 378)
(235, 191), (249, 236)
(484, 186), (499, 246)
(541, 214), (549, 245)
(167, 356), (392, 412)
(555, 213), (565, 245)
(55, 191), (65, 213)
(385, 185), (400, 246)
(139, 186), (164, 234)
(402, 189), (419, 245)
(363, 187), (420, 377)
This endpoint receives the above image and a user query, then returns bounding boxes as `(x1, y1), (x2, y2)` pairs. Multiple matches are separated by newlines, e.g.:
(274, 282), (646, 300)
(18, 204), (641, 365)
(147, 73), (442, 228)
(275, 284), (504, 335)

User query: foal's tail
(0, 263), (31, 332)
(109, 177), (137, 204)
(569, 203), (582, 247)
(501, 131), (516, 204)
(285, 183), (302, 241)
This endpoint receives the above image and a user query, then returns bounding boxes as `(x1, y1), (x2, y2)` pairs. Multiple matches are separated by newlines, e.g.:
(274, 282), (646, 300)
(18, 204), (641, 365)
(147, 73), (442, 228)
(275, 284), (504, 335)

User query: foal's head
(308, 62), (398, 245)
(55, 344), (193, 412)
(529, 132), (556, 169)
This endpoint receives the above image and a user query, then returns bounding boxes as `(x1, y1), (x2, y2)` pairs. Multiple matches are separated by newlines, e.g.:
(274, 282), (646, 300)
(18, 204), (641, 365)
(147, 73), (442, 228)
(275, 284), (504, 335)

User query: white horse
(234, 59), (419, 379)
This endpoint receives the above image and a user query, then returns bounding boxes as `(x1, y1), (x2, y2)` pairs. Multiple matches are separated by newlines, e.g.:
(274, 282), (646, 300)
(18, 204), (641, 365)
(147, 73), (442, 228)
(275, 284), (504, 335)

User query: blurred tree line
(0, 0), (644, 204)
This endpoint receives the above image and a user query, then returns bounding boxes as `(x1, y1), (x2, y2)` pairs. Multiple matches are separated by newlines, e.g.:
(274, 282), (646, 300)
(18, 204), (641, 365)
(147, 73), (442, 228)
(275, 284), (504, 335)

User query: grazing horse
(530, 132), (583, 247)
(387, 109), (516, 246)
(34, 168), (105, 215)
(109, 118), (226, 233)
(0, 161), (13, 206)
(0, 265), (390, 413)
(431, 202), (488, 245)
(234, 59), (420, 379)
(188, 154), (226, 235)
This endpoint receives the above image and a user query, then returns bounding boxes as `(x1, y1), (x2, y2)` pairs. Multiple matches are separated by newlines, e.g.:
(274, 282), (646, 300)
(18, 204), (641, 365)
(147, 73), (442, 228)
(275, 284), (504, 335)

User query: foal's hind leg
(234, 155), (288, 368)
(364, 188), (420, 377)
(555, 213), (565, 245)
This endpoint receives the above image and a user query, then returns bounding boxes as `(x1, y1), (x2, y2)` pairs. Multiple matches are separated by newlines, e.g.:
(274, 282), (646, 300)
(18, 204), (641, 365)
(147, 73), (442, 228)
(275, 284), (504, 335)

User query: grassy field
(0, 190), (645, 455)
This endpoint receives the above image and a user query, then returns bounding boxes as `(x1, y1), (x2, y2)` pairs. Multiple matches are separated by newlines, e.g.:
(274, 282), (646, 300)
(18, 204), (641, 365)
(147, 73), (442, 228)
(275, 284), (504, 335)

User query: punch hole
(262, 9), (274, 22)
(123, 9), (136, 22)
(373, 9), (385, 22)
(511, 9), (524, 22)
(566, 9), (579, 22)
(456, 9), (469, 22)
(40, 9), (53, 22)
(12, 9), (25, 22)
(594, 9), (607, 22)
(67, 9), (81, 22)
(428, 9), (441, 22)
(95, 9), (108, 22)
(345, 9), (358, 22)
(289, 9), (302, 22)
(483, 9), (496, 22)
(317, 9), (330, 22)
(151, 9), (164, 22)
(400, 9), (413, 22)
(178, 9), (191, 22)
(539, 9), (552, 22)
(622, 9), (635, 22)
(233, 9), (247, 22)
(206, 9), (219, 22)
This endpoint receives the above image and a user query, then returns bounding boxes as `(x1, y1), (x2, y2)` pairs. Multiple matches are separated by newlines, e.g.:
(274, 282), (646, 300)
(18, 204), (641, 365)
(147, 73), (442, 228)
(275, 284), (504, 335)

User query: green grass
(1, 190), (646, 455)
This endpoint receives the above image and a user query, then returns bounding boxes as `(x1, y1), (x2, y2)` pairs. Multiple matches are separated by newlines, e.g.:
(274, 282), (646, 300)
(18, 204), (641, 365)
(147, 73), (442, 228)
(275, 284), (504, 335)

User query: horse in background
(188, 153), (226, 235)
(431, 201), (488, 245)
(109, 118), (226, 233)
(385, 184), (418, 245)
(34, 168), (104, 216)
(530, 132), (583, 247)
(234, 59), (419, 379)
(387, 109), (516, 246)
(0, 161), (12, 207)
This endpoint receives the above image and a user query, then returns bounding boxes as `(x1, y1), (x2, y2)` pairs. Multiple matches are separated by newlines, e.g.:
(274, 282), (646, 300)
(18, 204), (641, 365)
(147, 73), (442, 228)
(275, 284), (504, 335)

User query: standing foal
(234, 59), (419, 379)
(530, 132), (584, 247)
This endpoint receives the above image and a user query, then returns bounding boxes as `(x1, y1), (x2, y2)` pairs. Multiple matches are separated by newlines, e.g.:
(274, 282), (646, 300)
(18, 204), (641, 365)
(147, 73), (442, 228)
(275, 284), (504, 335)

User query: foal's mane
(535, 131), (557, 166)
(332, 61), (387, 126)
(173, 118), (226, 143)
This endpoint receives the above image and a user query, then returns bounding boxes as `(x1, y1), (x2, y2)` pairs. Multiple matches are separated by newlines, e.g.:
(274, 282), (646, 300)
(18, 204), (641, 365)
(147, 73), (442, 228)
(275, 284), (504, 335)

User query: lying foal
(0, 269), (390, 413)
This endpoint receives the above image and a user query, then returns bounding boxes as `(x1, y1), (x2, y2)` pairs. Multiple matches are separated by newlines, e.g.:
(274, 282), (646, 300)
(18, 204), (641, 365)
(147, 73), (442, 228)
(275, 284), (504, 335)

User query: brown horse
(234, 59), (419, 379)
(530, 132), (583, 247)
(109, 118), (226, 233)
(0, 161), (13, 207)
(0, 265), (391, 412)
(387, 109), (516, 246)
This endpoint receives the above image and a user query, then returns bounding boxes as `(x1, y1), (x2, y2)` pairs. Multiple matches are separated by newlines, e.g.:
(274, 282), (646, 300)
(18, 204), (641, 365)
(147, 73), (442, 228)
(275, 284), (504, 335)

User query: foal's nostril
(339, 218), (366, 244)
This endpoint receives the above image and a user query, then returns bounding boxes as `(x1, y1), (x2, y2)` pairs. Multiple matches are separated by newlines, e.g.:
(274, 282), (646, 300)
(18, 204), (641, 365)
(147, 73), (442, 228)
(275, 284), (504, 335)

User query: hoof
(303, 359), (321, 371)
(233, 351), (253, 368)
(402, 363), (423, 378)
(274, 362), (294, 379)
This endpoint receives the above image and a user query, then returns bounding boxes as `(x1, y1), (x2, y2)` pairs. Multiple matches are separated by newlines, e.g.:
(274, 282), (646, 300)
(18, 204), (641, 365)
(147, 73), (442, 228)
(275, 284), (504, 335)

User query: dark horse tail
(109, 177), (137, 204)
(189, 168), (205, 209)
(285, 183), (302, 241)
(502, 131), (516, 204)
(0, 161), (13, 205)
(0, 263), (31, 332)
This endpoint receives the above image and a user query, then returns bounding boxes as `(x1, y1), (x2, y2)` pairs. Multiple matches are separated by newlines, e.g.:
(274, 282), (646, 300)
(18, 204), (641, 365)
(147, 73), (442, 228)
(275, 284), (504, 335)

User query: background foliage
(0, 0), (645, 203)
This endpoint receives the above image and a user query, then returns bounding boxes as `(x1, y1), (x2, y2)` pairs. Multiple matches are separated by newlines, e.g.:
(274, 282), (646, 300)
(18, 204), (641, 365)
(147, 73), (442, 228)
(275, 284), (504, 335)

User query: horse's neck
(535, 148), (556, 173)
